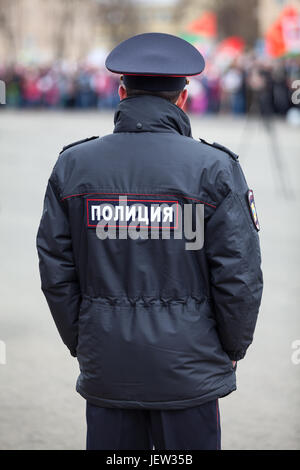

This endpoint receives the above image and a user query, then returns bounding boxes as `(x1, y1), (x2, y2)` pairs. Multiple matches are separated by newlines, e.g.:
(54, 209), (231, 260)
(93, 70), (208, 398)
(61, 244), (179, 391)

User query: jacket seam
(81, 293), (210, 305)
(61, 190), (217, 208)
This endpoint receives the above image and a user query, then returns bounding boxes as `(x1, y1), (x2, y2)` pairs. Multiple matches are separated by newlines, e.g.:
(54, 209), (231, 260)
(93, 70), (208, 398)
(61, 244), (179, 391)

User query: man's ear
(176, 89), (188, 109)
(118, 84), (127, 101)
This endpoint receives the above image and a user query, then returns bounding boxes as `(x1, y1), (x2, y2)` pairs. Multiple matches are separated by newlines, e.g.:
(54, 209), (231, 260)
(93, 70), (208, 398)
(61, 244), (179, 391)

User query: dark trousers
(86, 399), (221, 450)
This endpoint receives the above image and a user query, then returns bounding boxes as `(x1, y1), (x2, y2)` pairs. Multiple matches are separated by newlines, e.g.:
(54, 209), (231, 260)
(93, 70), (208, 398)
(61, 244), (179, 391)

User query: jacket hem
(76, 381), (236, 410)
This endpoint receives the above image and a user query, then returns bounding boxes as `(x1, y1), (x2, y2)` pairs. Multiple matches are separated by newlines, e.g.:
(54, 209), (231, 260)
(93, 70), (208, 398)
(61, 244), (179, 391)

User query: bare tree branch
(94, 0), (140, 46)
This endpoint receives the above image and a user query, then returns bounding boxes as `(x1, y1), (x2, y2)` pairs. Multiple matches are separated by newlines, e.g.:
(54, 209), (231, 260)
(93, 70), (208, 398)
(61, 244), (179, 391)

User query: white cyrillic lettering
(150, 205), (161, 222)
(162, 206), (173, 222)
(102, 205), (113, 221)
(91, 205), (101, 221)
(137, 205), (149, 224)
(125, 205), (137, 221)
(113, 206), (125, 221)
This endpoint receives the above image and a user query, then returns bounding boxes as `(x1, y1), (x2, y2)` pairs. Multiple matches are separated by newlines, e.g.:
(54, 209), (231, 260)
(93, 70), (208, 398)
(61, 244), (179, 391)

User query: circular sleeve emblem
(248, 189), (260, 231)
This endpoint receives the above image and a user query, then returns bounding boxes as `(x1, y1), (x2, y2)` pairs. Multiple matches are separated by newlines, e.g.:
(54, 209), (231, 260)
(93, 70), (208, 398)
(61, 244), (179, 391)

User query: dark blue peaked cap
(105, 32), (205, 92)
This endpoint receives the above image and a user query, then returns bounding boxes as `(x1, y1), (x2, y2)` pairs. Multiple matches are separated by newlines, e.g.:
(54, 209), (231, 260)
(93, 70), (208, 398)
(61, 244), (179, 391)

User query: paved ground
(0, 110), (299, 450)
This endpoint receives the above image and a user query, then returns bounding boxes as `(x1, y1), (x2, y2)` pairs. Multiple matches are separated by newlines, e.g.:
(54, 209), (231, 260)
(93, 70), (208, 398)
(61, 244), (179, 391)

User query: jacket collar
(113, 94), (192, 137)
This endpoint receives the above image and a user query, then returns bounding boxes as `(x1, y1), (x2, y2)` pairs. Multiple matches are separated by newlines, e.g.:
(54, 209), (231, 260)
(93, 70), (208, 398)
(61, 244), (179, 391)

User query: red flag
(280, 6), (300, 54)
(187, 12), (217, 38)
(217, 37), (245, 56)
(266, 5), (300, 57)
(266, 19), (285, 57)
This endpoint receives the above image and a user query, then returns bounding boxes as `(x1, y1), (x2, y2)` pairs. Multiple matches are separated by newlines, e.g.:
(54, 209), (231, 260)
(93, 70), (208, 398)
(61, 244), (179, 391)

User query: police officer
(36, 33), (263, 450)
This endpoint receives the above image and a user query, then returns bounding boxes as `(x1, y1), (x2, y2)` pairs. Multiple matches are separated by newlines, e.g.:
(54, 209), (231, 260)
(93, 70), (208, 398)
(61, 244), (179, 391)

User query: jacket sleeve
(36, 169), (81, 357)
(205, 159), (263, 361)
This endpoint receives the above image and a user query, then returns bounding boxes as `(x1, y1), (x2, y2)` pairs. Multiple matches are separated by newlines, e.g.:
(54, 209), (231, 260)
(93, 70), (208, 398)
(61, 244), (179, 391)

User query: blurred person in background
(272, 61), (290, 115)
(22, 68), (42, 108)
(202, 65), (221, 114)
(4, 65), (22, 107)
(220, 63), (246, 115)
(246, 59), (274, 117)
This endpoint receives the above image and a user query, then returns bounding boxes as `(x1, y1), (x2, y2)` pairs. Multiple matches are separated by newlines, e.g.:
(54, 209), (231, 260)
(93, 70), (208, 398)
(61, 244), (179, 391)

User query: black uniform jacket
(37, 94), (263, 409)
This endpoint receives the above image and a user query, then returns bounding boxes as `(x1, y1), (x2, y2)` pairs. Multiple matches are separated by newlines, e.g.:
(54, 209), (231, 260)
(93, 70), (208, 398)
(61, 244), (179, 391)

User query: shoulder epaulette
(59, 136), (99, 155)
(199, 138), (239, 161)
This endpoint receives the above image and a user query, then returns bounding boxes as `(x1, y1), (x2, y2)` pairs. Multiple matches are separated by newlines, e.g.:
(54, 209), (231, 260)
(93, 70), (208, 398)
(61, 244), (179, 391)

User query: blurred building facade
(0, 0), (181, 65)
(0, 0), (105, 64)
(0, 0), (300, 65)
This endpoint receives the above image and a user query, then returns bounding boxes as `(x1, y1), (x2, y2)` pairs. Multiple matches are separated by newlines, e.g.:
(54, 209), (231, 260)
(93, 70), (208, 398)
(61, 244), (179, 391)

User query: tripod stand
(238, 90), (294, 199)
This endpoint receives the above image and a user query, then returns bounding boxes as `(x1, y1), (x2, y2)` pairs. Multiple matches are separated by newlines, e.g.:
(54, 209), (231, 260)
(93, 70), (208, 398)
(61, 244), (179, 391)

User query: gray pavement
(0, 110), (299, 450)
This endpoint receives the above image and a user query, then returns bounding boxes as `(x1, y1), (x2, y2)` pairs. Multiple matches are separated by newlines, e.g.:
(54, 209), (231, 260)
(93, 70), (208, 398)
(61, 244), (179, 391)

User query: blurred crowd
(1, 55), (300, 115)
(1, 63), (120, 110)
